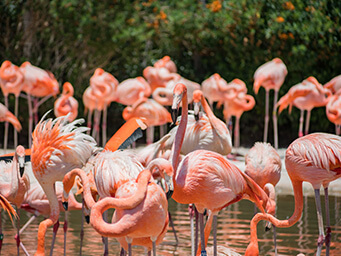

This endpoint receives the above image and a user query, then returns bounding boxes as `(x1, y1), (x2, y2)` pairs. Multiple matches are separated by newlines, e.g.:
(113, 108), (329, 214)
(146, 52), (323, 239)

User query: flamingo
(326, 89), (341, 135)
(158, 88), (232, 157)
(253, 58), (288, 149)
(143, 65), (180, 93)
(276, 76), (331, 137)
(20, 61), (60, 148)
(0, 145), (28, 255)
(222, 79), (255, 148)
(54, 82), (78, 122)
(89, 68), (118, 146)
(151, 83), (269, 256)
(245, 133), (341, 256)
(324, 75), (341, 94)
(122, 97), (171, 144)
(0, 103), (22, 139)
(154, 55), (177, 73)
(244, 142), (282, 254)
(31, 113), (97, 256)
(0, 60), (24, 150)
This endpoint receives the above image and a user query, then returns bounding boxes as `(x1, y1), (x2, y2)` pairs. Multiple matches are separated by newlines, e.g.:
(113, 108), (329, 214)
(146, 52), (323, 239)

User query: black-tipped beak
(265, 226), (271, 232)
(19, 166), (25, 177)
(62, 202), (68, 211)
(18, 156), (25, 177)
(85, 215), (90, 224)
(166, 189), (174, 200)
(195, 113), (199, 121)
(171, 108), (178, 124)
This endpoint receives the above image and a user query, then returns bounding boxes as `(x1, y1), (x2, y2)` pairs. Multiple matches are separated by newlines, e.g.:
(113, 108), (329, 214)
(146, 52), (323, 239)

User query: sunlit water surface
(1, 194), (340, 255)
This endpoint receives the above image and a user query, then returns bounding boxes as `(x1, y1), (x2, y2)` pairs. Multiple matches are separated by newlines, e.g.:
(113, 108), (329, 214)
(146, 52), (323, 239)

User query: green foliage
(0, 0), (340, 148)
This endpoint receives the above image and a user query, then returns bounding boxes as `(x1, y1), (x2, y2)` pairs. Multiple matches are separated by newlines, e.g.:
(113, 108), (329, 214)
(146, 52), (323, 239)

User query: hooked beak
(193, 102), (200, 121)
(171, 92), (183, 124)
(85, 215), (90, 224)
(18, 156), (25, 177)
(62, 201), (68, 211)
(171, 108), (178, 124)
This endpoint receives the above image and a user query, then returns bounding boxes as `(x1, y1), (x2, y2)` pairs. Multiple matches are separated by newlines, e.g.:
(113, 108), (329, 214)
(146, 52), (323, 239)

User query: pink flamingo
(244, 142), (282, 254)
(154, 55), (177, 73)
(324, 75), (341, 94)
(253, 58), (288, 149)
(245, 133), (341, 256)
(0, 103), (22, 139)
(0, 60), (24, 150)
(54, 82), (79, 122)
(89, 68), (119, 145)
(325, 89), (341, 135)
(143, 65), (180, 93)
(20, 61), (60, 148)
(276, 76), (332, 137)
(152, 83), (269, 256)
(0, 145), (28, 255)
(122, 97), (171, 144)
(31, 114), (97, 256)
(222, 79), (255, 148)
(201, 74), (240, 107)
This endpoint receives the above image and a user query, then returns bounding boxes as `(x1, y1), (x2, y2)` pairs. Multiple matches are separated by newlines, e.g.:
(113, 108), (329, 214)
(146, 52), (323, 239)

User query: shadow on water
(1, 195), (341, 255)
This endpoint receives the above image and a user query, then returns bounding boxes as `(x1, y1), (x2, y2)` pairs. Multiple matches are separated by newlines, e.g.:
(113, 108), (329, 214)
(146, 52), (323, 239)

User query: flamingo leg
(152, 237), (156, 256)
(273, 226), (278, 256)
(168, 212), (178, 245)
(33, 97), (39, 125)
(189, 204), (195, 256)
(146, 127), (154, 145)
(119, 247), (126, 256)
(64, 211), (68, 256)
(102, 106), (107, 146)
(263, 90), (269, 143)
(3, 95), (9, 152)
(14, 96), (19, 147)
(0, 212), (2, 252)
(126, 237), (133, 256)
(195, 208), (199, 254)
(273, 90), (279, 149)
(102, 210), (109, 256)
(16, 208), (20, 255)
(79, 198), (85, 256)
(234, 116), (240, 148)
(212, 215), (217, 256)
(49, 220), (60, 256)
(92, 109), (100, 143)
(86, 109), (93, 135)
(314, 188), (325, 256)
(324, 187), (331, 256)
(199, 213), (207, 256)
(304, 110), (311, 136)
(27, 94), (33, 148)
(298, 110), (304, 137)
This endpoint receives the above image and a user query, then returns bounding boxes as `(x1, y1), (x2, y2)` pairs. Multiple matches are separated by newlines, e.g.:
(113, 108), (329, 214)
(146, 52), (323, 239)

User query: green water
(1, 195), (340, 255)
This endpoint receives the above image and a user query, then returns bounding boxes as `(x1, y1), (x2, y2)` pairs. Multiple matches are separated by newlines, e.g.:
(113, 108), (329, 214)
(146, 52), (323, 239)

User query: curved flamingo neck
(246, 181), (304, 255)
(172, 89), (188, 172)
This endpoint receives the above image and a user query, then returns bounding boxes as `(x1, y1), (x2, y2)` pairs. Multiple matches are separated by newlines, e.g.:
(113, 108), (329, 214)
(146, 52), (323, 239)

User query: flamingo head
(192, 89), (202, 121)
(171, 83), (187, 124)
(15, 145), (26, 177)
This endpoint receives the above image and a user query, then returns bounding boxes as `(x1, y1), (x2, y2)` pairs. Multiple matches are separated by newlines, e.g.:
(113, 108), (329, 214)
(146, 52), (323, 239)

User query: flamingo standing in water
(325, 89), (341, 135)
(0, 145), (28, 255)
(150, 83), (269, 256)
(31, 113), (96, 256)
(0, 60), (24, 150)
(253, 58), (288, 149)
(244, 142), (282, 254)
(122, 97), (171, 144)
(20, 61), (60, 148)
(54, 82), (78, 122)
(89, 68), (118, 146)
(276, 76), (331, 137)
(245, 133), (341, 256)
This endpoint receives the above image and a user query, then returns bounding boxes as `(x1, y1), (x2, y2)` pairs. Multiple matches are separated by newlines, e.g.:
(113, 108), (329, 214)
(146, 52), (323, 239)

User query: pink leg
(27, 94), (33, 148)
(304, 110), (311, 135)
(314, 188), (325, 253)
(146, 127), (154, 145)
(3, 95), (9, 152)
(50, 220), (60, 256)
(298, 110), (304, 137)
(64, 211), (68, 255)
(102, 107), (107, 146)
(14, 96), (19, 148)
(86, 110), (93, 135)
(263, 90), (270, 143)
(273, 90), (279, 149)
(234, 116), (240, 148)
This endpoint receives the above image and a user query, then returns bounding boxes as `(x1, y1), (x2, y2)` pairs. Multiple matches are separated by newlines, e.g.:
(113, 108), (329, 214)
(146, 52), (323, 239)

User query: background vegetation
(1, 0), (340, 148)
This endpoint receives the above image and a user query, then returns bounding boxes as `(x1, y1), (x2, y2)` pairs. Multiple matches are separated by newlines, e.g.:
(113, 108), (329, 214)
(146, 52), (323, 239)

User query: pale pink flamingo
(0, 145), (28, 255)
(20, 61), (60, 148)
(0, 60), (24, 150)
(89, 68), (119, 145)
(122, 97), (171, 144)
(325, 89), (341, 135)
(143, 65), (180, 92)
(222, 79), (255, 148)
(244, 142), (282, 254)
(54, 82), (78, 122)
(31, 114), (96, 256)
(276, 76), (332, 137)
(245, 133), (341, 256)
(154, 55), (177, 73)
(253, 58), (288, 149)
(324, 75), (341, 94)
(150, 83), (269, 256)
(201, 74), (241, 107)
(114, 77), (151, 106)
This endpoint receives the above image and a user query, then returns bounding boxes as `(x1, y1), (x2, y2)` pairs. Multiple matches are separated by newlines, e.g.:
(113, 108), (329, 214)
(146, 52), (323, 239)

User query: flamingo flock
(0, 56), (340, 256)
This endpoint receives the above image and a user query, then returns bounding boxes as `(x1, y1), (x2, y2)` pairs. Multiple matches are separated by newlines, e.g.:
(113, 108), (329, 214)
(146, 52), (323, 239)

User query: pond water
(1, 194), (340, 255)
